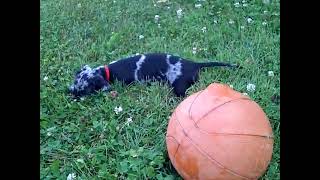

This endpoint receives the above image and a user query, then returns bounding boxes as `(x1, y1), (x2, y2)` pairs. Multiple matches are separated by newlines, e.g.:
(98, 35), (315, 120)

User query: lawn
(40, 0), (280, 179)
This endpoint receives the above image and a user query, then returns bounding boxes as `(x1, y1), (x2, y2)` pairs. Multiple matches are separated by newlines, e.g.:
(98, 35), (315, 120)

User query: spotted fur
(69, 53), (239, 97)
(134, 54), (146, 81)
(165, 55), (182, 84)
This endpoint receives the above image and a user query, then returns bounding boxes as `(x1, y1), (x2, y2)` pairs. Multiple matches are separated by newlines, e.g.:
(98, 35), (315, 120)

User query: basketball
(166, 83), (274, 180)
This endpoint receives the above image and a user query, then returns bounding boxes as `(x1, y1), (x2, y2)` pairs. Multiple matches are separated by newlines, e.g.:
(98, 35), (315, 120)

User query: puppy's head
(69, 65), (111, 97)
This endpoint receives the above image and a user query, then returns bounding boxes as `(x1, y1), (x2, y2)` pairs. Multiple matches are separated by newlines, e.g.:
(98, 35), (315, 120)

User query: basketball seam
(197, 129), (274, 139)
(190, 97), (251, 126)
(166, 135), (181, 163)
(184, 133), (253, 180)
(168, 88), (271, 179)
(188, 90), (206, 127)
(187, 94), (273, 138)
(173, 110), (253, 180)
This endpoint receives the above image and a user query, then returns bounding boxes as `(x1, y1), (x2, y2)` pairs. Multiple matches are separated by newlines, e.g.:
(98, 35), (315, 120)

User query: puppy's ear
(81, 65), (90, 71)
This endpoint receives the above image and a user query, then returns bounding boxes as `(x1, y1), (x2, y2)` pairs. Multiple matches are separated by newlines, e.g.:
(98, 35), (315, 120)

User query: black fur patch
(69, 53), (239, 97)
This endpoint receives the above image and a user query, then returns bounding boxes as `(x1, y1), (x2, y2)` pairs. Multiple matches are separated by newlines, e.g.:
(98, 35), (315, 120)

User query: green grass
(40, 0), (280, 179)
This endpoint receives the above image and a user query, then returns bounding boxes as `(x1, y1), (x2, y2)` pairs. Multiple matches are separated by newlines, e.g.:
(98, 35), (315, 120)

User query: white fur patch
(165, 55), (182, 84)
(74, 66), (92, 90)
(70, 65), (108, 95)
(76, 80), (88, 90)
(73, 65), (104, 91)
(166, 54), (171, 61)
(109, 60), (117, 64)
(134, 55), (146, 81)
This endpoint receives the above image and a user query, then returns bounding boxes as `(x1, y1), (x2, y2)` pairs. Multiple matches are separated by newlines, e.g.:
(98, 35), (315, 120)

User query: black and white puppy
(69, 53), (240, 98)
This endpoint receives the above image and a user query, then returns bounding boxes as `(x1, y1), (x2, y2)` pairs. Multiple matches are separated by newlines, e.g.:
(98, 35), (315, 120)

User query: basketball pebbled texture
(166, 83), (274, 180)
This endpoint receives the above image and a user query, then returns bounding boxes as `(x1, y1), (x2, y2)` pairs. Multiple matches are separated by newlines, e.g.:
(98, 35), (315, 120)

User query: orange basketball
(166, 83), (274, 180)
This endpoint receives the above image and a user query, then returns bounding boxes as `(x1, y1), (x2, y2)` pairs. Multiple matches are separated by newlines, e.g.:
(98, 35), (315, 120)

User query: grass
(40, 0), (280, 179)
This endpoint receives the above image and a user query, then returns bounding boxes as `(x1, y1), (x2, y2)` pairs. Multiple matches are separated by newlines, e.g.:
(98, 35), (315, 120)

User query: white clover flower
(76, 159), (84, 163)
(262, 0), (270, 4)
(234, 2), (240, 8)
(201, 27), (207, 33)
(195, 4), (202, 8)
(87, 152), (93, 158)
(127, 117), (133, 123)
(43, 76), (48, 81)
(47, 127), (56, 132)
(154, 15), (160, 22)
(67, 173), (76, 180)
(240, 25), (245, 29)
(177, 8), (183, 18)
(247, 18), (253, 23)
(157, 0), (168, 3)
(243, 3), (248, 7)
(246, 83), (256, 92)
(229, 20), (235, 24)
(77, 3), (81, 8)
(242, 0), (246, 3)
(99, 134), (104, 139)
(138, 35), (144, 39)
(114, 106), (123, 114)
(262, 21), (267, 26)
(167, 6), (171, 9)
(192, 47), (197, 54)
(268, 71), (274, 77)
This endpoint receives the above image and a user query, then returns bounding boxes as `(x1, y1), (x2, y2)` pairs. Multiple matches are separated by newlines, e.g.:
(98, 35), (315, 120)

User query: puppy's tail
(197, 62), (242, 69)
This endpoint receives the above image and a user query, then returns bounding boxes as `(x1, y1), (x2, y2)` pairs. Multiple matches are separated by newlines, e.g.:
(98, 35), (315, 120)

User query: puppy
(69, 53), (240, 98)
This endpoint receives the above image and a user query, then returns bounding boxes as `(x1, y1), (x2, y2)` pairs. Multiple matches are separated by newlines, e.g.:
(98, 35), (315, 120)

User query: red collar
(104, 65), (110, 81)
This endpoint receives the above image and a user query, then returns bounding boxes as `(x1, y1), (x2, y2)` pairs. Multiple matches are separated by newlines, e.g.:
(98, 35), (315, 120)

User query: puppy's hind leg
(172, 79), (193, 97)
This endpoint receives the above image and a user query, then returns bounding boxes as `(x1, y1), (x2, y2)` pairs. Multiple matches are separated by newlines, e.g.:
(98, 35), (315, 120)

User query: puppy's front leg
(172, 79), (192, 97)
